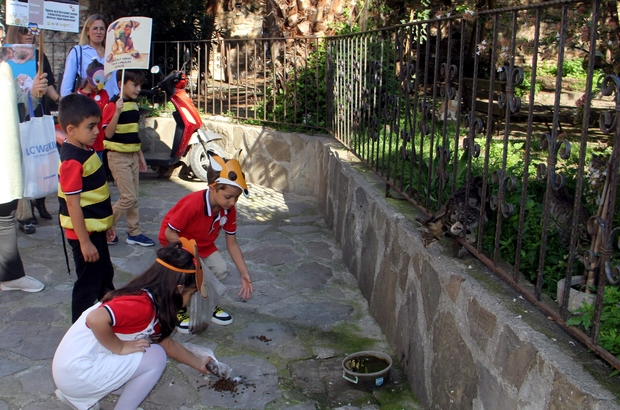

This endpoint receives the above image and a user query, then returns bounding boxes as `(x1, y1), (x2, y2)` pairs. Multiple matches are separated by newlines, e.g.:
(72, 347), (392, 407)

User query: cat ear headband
(156, 237), (207, 298)
(209, 152), (250, 198)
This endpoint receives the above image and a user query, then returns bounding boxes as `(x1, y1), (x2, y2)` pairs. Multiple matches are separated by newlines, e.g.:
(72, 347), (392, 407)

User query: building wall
(203, 119), (620, 409)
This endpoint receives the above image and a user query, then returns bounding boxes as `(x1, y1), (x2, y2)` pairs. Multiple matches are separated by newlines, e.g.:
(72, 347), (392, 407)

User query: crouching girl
(53, 240), (210, 410)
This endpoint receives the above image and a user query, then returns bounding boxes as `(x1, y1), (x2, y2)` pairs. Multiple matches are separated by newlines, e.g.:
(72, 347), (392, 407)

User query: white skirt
(52, 304), (144, 410)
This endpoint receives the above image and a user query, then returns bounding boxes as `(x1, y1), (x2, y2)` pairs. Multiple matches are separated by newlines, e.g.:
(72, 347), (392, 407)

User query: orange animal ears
(209, 152), (250, 198)
(155, 238), (206, 298)
(179, 237), (206, 298)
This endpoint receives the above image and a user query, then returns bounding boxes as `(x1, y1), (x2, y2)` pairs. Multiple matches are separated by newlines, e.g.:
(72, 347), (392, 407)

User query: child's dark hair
(116, 69), (146, 86)
(86, 58), (104, 75)
(101, 242), (197, 341)
(58, 94), (102, 133)
(81, 59), (104, 89)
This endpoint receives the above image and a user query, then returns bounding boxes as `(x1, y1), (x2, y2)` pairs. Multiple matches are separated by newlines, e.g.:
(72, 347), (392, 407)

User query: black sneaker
(212, 306), (233, 325)
(18, 220), (36, 234)
(176, 307), (190, 334)
(107, 236), (119, 245)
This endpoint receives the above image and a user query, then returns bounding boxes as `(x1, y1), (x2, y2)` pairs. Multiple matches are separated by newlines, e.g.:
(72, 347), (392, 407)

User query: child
(58, 94), (116, 322)
(53, 241), (213, 410)
(78, 59), (109, 161)
(101, 69), (154, 247)
(159, 154), (253, 332)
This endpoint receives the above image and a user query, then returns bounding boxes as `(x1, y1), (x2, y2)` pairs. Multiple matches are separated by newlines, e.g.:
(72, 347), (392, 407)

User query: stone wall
(203, 119), (620, 409)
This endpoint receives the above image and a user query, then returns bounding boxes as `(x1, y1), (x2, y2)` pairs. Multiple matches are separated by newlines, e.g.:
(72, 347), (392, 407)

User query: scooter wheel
(189, 142), (225, 182)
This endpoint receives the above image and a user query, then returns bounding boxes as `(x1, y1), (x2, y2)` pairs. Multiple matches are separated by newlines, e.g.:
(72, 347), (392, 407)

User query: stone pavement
(0, 172), (419, 410)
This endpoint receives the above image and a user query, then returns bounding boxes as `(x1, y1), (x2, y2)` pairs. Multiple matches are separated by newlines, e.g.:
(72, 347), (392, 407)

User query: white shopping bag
(19, 95), (59, 199)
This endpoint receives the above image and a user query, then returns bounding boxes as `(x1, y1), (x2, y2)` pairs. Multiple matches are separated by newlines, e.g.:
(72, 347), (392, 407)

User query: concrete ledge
(204, 120), (620, 409)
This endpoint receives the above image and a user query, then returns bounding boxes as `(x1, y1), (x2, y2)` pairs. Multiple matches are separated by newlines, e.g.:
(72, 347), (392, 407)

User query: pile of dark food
(211, 377), (239, 393)
(204, 376), (257, 397)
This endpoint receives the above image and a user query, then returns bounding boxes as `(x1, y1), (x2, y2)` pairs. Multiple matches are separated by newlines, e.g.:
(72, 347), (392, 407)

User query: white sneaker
(55, 389), (78, 409)
(0, 276), (44, 292)
(55, 389), (100, 410)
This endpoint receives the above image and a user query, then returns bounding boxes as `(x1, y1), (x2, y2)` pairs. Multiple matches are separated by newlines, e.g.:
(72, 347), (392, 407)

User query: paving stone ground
(0, 172), (419, 410)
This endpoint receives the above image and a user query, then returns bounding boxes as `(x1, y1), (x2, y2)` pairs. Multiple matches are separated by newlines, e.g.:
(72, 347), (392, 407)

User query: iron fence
(325, 0), (620, 372)
(44, 0), (620, 370)
(147, 37), (327, 130)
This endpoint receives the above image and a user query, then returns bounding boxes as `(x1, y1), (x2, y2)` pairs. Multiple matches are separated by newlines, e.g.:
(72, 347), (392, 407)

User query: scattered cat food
(208, 375), (257, 396)
(250, 335), (272, 343)
(210, 377), (239, 393)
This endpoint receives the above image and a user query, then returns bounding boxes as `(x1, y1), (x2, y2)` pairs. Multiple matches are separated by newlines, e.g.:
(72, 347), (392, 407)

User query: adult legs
(114, 344), (167, 410)
(15, 198), (35, 233)
(32, 197), (52, 219)
(0, 200), (25, 282)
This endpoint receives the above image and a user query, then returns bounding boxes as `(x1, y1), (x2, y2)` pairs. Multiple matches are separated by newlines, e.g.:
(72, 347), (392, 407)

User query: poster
(0, 44), (37, 93)
(5, 0), (80, 33)
(104, 17), (152, 76)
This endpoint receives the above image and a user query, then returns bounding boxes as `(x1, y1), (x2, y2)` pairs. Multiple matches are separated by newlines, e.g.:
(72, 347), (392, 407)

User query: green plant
(568, 286), (620, 370)
(248, 42), (328, 130)
(515, 68), (542, 97)
(139, 100), (175, 117)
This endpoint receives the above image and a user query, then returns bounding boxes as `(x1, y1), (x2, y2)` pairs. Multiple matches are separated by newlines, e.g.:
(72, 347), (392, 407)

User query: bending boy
(159, 154), (253, 332)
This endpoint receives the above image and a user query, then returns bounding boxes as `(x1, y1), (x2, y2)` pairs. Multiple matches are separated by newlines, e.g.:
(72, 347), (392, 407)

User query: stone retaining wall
(203, 119), (620, 409)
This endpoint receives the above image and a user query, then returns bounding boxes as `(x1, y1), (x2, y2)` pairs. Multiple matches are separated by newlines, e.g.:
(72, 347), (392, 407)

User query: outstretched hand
(238, 273), (253, 300)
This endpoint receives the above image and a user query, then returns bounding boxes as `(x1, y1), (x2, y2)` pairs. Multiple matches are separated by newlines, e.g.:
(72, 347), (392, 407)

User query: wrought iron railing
(45, 0), (619, 371)
(325, 0), (620, 372)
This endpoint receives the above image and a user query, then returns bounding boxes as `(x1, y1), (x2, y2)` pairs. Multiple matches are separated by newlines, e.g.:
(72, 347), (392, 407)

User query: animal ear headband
(209, 152), (250, 197)
(156, 238), (206, 298)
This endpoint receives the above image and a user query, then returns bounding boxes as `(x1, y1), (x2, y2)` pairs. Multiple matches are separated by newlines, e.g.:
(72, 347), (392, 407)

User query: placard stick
(120, 69), (125, 100)
(38, 29), (45, 98)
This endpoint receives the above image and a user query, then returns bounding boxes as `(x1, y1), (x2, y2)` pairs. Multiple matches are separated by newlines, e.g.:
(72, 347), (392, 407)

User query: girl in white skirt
(53, 240), (210, 410)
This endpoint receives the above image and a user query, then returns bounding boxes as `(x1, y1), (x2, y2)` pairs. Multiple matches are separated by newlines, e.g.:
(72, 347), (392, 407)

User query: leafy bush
(249, 43), (327, 131)
(568, 286), (620, 368)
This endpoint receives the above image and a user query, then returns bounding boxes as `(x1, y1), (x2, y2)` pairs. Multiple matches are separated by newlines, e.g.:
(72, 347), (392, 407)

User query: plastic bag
(188, 261), (226, 333)
(19, 95), (59, 198)
(181, 342), (232, 378)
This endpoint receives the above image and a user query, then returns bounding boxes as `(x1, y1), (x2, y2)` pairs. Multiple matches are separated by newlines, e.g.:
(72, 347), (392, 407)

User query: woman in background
(7, 25), (59, 226)
(60, 14), (119, 98)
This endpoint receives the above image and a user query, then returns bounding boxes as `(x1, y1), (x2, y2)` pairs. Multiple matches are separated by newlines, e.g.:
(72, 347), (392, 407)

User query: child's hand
(120, 339), (151, 355)
(106, 227), (117, 243)
(238, 273), (253, 300)
(81, 240), (99, 262)
(115, 97), (124, 113)
(138, 154), (147, 172)
(197, 356), (213, 375)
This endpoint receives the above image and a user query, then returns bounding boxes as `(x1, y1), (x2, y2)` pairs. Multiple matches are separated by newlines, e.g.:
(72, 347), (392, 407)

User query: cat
(547, 184), (591, 253)
(419, 176), (488, 248)
(437, 98), (459, 122)
(586, 153), (609, 206)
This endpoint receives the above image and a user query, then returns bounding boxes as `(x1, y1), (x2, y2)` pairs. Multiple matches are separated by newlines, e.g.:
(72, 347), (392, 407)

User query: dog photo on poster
(0, 44), (36, 93)
(104, 17), (152, 75)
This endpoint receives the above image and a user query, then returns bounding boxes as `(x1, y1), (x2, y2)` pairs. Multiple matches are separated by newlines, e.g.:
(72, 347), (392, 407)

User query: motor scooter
(143, 57), (223, 181)
(54, 53), (222, 182)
